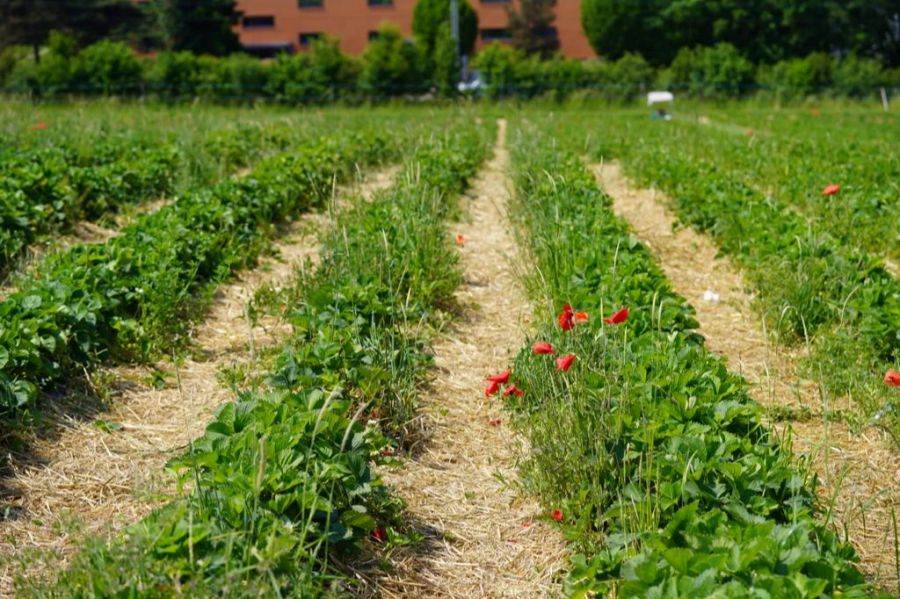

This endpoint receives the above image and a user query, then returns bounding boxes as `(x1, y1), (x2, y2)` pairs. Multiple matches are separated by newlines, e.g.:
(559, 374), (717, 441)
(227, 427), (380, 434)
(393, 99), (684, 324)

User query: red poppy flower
(485, 380), (501, 396)
(504, 384), (525, 397)
(486, 370), (511, 384)
(822, 184), (841, 196)
(558, 304), (574, 331)
(551, 509), (563, 522)
(533, 341), (555, 355)
(31, 122), (48, 130)
(604, 307), (629, 325)
(746, 128), (755, 136)
(885, 370), (900, 387)
(372, 527), (387, 543)
(455, 234), (466, 245)
(488, 418), (501, 427)
(574, 311), (589, 323)
(556, 354), (576, 372)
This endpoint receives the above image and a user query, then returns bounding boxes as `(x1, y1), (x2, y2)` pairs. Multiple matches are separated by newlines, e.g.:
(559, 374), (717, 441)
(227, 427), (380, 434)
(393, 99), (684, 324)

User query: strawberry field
(0, 101), (897, 598)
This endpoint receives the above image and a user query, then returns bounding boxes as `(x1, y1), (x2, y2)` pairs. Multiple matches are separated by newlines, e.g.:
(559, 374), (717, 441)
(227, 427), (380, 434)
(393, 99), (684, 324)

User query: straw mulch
(367, 121), (567, 598)
(0, 167), (398, 595)
(594, 161), (899, 592)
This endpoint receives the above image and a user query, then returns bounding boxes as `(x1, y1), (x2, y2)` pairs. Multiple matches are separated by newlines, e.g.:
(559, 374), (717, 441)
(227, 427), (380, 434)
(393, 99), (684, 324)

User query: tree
(507, 0), (560, 58)
(149, 0), (241, 56)
(412, 0), (478, 59)
(580, 0), (669, 65)
(0, 0), (143, 62)
(581, 0), (900, 67)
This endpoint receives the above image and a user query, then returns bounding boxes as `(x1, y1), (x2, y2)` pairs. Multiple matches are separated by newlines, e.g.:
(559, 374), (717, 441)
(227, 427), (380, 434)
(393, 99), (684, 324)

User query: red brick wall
(234, 0), (595, 59)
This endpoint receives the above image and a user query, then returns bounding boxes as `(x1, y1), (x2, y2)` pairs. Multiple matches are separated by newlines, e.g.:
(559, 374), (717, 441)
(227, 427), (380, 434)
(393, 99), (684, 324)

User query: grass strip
(502, 124), (883, 597)
(22, 122), (492, 597)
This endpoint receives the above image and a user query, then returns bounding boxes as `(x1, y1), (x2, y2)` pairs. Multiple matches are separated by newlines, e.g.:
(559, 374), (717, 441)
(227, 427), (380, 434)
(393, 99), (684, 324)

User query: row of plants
(0, 143), (178, 275)
(22, 123), (492, 597)
(582, 113), (899, 440)
(0, 126), (405, 443)
(669, 117), (898, 263)
(0, 116), (336, 282)
(501, 124), (884, 596)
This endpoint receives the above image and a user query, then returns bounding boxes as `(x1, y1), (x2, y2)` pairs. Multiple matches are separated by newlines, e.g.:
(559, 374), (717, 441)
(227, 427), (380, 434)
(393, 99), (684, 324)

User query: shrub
(77, 40), (143, 95)
(359, 25), (426, 98)
(607, 53), (654, 101)
(147, 50), (202, 98)
(658, 44), (754, 98)
(832, 55), (887, 98)
(199, 53), (268, 100)
(759, 52), (833, 97)
(472, 42), (520, 99)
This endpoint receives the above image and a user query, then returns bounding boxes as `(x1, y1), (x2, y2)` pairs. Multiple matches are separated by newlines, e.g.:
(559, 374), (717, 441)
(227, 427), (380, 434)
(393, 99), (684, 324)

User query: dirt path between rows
(368, 121), (566, 598)
(0, 166), (398, 596)
(593, 161), (899, 592)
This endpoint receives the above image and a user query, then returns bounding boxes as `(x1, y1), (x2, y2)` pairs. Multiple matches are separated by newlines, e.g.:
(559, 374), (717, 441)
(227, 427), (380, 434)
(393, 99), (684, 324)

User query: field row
(500, 122), (880, 597)
(2, 106), (896, 597)
(0, 118), (417, 444)
(21, 120), (492, 596)
(0, 117), (343, 281)
(562, 111), (899, 442)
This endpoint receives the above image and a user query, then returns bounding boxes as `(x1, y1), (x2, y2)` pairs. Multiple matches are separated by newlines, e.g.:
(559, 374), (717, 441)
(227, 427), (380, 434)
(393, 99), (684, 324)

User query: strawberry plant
(0, 129), (404, 441)
(580, 111), (900, 440)
(28, 122), (492, 597)
(499, 125), (884, 597)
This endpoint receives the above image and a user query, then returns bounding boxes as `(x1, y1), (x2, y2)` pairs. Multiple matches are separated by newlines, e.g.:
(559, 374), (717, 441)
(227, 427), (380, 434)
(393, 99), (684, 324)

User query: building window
(299, 32), (322, 48)
(243, 16), (275, 28)
(298, 0), (323, 7)
(480, 28), (511, 41)
(368, 31), (381, 41)
(368, 0), (393, 5)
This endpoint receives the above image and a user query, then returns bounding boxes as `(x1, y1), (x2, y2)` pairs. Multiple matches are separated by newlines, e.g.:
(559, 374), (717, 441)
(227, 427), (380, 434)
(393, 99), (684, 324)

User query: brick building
(234, 0), (594, 59)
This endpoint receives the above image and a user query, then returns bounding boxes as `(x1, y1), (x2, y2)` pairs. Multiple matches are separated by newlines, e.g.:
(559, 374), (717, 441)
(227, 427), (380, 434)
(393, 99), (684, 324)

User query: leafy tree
(581, 0), (900, 67)
(148, 0), (241, 56)
(580, 0), (670, 65)
(0, 0), (143, 62)
(412, 0), (478, 59)
(507, 0), (560, 58)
